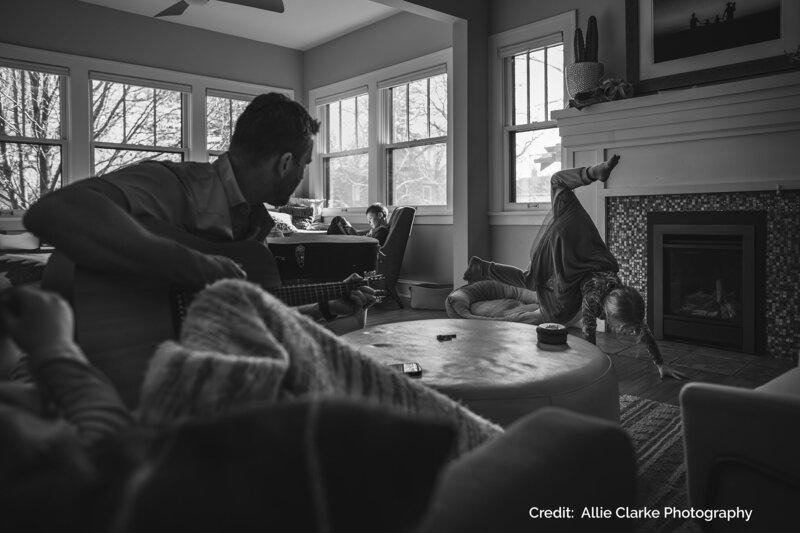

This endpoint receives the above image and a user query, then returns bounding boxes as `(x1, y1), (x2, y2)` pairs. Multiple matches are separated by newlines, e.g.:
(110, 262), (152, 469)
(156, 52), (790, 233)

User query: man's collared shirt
(100, 152), (273, 242)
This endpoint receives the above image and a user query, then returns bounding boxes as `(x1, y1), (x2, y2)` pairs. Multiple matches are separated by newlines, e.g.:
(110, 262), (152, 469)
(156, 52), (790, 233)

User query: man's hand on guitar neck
(328, 273), (379, 317)
(302, 273), (379, 323)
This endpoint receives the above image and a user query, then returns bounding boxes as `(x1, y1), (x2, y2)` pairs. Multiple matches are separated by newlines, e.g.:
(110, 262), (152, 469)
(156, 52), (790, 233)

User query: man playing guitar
(24, 93), (377, 321)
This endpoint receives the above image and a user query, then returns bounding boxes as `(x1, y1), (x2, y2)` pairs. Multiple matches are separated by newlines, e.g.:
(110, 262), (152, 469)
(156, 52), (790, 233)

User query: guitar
(42, 237), (383, 409)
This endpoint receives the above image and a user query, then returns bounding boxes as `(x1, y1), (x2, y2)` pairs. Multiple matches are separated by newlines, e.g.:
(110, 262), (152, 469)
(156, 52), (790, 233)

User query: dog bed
(445, 280), (540, 324)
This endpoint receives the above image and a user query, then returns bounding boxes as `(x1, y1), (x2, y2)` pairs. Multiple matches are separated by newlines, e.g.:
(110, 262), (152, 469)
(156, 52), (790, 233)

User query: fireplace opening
(647, 212), (766, 354)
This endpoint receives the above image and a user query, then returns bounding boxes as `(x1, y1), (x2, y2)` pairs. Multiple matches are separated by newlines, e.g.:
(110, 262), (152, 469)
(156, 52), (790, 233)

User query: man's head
(365, 203), (389, 230)
(229, 93), (320, 206)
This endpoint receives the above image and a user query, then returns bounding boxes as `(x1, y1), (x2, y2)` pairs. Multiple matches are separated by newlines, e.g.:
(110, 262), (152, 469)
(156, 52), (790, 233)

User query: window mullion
(405, 84), (409, 143)
(152, 89), (157, 147)
(526, 51), (531, 125)
(426, 78), (431, 138)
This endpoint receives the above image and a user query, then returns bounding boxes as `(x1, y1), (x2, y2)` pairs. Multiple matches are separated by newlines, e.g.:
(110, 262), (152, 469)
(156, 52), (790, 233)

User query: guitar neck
(269, 280), (364, 307)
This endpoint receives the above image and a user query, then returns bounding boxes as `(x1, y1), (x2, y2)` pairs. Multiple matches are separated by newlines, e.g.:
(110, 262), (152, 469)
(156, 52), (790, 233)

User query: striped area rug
(619, 395), (701, 533)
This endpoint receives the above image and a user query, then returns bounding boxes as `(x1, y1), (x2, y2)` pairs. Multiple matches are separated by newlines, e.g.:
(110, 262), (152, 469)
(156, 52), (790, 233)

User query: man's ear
(277, 152), (293, 177)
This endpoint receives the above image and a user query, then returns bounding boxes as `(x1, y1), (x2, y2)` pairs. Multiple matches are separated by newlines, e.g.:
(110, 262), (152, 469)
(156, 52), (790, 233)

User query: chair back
(377, 206), (416, 307)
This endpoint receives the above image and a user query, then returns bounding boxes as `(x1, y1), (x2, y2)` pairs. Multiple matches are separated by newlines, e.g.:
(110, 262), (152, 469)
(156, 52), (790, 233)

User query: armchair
(377, 206), (416, 308)
(680, 365), (800, 532)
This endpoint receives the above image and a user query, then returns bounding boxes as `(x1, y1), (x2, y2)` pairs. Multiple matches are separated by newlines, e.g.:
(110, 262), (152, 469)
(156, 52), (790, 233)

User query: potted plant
(566, 16), (604, 99)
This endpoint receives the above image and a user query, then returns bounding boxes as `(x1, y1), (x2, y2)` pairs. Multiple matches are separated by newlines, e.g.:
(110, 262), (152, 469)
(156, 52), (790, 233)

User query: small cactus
(586, 16), (598, 62)
(574, 16), (599, 63)
(574, 27), (585, 62)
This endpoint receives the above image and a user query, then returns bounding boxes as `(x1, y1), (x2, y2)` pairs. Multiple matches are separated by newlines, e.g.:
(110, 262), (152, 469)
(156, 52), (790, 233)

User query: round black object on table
(536, 323), (568, 345)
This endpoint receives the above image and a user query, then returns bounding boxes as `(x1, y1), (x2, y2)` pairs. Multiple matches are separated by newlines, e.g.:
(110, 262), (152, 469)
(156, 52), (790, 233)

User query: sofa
(125, 400), (637, 533)
(680, 363), (800, 532)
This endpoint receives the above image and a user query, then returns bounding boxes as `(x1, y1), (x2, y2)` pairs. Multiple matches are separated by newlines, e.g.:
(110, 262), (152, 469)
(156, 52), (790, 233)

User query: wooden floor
(366, 298), (796, 406)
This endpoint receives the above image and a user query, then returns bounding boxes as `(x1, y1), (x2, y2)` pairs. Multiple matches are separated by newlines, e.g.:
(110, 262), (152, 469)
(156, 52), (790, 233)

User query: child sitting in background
(327, 202), (390, 245)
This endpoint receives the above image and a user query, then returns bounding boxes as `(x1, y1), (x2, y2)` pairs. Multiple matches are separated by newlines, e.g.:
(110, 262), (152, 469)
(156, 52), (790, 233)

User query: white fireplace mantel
(552, 70), (800, 236)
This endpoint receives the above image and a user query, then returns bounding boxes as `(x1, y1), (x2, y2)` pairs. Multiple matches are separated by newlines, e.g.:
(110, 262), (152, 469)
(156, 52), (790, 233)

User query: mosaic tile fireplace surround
(606, 190), (800, 361)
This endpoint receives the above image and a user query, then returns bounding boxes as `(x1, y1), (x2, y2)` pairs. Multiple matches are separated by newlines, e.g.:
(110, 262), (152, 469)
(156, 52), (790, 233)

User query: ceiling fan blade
(155, 1), (190, 17)
(218, 0), (285, 14)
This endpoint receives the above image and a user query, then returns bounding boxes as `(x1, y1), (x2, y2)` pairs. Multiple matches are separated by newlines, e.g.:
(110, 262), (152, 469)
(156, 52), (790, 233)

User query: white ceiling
(78, 0), (400, 51)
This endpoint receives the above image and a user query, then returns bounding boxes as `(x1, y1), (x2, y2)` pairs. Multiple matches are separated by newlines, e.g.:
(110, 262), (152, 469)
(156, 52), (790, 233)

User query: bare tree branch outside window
(387, 73), (448, 206)
(0, 66), (63, 211)
(91, 79), (184, 176)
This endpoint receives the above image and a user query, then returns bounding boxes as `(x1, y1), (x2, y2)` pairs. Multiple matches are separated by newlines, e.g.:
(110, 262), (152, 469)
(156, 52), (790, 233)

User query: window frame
(89, 72), (190, 176)
(0, 59), (68, 215)
(0, 42), (288, 227)
(317, 87), (370, 209)
(309, 48), (453, 222)
(381, 67), (449, 208)
(488, 11), (575, 222)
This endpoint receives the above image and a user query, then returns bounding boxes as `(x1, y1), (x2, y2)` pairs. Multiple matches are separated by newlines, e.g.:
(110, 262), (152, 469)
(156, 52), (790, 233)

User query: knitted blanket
(138, 279), (502, 456)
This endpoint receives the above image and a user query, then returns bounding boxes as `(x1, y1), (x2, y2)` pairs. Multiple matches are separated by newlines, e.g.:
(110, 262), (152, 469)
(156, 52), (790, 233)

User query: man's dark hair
(365, 203), (389, 219)
(230, 93), (320, 166)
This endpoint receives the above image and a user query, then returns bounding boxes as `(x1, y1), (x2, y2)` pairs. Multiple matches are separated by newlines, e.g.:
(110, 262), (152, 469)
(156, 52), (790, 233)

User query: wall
(491, 0), (626, 80)
(304, 11), (452, 91)
(1, 0), (303, 92)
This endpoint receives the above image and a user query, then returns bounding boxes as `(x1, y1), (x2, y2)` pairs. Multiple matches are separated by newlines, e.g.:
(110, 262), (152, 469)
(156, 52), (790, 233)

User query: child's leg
(326, 216), (358, 236)
(463, 256), (530, 288)
(550, 155), (620, 202)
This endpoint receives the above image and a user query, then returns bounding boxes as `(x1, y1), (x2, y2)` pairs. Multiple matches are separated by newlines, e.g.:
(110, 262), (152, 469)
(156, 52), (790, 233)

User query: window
(309, 49), (452, 218)
(207, 91), (251, 161)
(0, 43), (285, 226)
(384, 72), (447, 206)
(508, 44), (563, 204)
(91, 77), (185, 175)
(0, 63), (65, 211)
(490, 12), (575, 213)
(318, 92), (369, 208)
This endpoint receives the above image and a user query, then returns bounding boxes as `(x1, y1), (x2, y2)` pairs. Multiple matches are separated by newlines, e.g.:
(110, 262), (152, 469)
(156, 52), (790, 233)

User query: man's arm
(24, 180), (243, 289)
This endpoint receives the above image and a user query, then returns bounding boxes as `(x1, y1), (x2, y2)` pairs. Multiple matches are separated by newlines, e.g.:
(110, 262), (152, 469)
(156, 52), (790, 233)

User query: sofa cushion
(125, 398), (455, 533)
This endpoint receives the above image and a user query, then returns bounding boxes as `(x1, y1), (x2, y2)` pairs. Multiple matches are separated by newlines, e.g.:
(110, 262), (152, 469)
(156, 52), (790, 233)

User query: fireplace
(647, 212), (766, 354)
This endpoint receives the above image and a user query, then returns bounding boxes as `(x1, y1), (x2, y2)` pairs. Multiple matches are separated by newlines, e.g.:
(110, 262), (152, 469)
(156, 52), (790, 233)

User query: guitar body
(43, 239), (381, 409)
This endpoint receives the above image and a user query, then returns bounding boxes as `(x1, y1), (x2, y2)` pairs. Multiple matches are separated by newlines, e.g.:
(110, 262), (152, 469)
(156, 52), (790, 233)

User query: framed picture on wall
(626, 0), (800, 94)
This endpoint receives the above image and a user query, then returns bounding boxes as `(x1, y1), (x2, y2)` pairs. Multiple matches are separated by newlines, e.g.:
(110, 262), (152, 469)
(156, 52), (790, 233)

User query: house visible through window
(319, 92), (369, 208)
(385, 72), (447, 206)
(508, 43), (563, 204)
(91, 77), (185, 175)
(0, 64), (65, 211)
(207, 92), (251, 161)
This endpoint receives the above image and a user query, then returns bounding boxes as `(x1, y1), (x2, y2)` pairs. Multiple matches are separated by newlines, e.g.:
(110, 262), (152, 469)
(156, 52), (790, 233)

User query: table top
(267, 234), (378, 244)
(343, 318), (609, 398)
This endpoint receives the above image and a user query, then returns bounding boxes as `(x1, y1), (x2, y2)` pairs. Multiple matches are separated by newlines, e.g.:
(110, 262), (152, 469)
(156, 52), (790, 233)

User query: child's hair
(365, 203), (388, 220)
(604, 285), (647, 341)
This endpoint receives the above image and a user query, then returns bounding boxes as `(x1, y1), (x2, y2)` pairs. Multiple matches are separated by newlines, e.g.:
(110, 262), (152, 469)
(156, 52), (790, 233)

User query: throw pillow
(268, 211), (299, 234)
(125, 398), (455, 533)
(289, 197), (326, 223)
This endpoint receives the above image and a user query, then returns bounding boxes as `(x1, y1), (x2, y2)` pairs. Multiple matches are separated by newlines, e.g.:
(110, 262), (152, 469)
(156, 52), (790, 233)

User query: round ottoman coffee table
(343, 318), (619, 426)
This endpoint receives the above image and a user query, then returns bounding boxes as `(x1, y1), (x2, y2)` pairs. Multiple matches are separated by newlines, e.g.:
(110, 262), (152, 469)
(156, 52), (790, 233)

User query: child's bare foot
(589, 154), (620, 183)
(463, 256), (488, 282)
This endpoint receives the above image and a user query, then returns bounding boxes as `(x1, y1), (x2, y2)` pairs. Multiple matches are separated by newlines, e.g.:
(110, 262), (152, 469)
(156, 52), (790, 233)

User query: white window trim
(488, 11), (575, 225)
(0, 42), (289, 226)
(308, 48), (453, 223)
